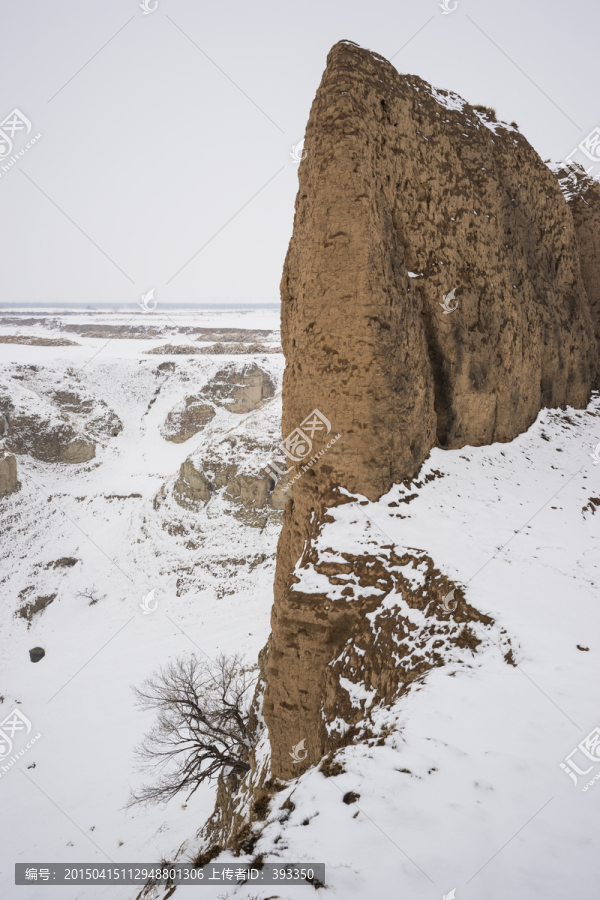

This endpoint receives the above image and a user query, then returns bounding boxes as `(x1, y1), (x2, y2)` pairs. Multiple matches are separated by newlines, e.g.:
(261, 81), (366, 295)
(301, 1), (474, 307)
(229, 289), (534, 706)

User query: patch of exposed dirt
(0, 335), (79, 346)
(147, 342), (281, 355)
(16, 592), (57, 626)
(45, 557), (78, 568)
(582, 497), (600, 516)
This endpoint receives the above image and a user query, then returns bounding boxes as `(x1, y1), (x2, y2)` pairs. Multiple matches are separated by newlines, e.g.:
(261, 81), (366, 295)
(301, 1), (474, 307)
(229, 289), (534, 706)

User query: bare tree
(77, 586), (102, 605)
(126, 653), (256, 807)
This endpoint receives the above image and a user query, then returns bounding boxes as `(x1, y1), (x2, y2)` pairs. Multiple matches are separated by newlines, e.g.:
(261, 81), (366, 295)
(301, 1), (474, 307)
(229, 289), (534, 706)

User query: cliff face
(263, 41), (598, 779)
(280, 41), (596, 499)
(558, 167), (600, 369)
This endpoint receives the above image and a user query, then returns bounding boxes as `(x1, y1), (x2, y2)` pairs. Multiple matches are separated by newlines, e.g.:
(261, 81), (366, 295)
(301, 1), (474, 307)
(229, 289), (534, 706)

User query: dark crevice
(420, 305), (455, 447)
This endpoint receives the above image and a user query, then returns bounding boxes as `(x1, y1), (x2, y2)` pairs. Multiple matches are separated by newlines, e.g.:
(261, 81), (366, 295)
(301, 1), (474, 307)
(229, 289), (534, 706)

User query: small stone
(29, 647), (45, 663)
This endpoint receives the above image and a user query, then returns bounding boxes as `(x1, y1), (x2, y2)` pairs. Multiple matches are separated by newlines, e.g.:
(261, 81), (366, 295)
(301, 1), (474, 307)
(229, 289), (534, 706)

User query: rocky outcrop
(17, 592), (56, 626)
(2, 409), (95, 463)
(264, 490), (504, 779)
(0, 377), (121, 463)
(162, 364), (276, 442)
(174, 459), (212, 505)
(0, 452), (19, 494)
(173, 452), (286, 515)
(201, 364), (276, 413)
(164, 400), (215, 443)
(262, 41), (599, 779)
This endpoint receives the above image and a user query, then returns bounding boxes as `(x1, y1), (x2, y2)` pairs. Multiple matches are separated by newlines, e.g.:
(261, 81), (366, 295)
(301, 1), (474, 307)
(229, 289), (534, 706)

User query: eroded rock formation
(173, 458), (275, 512)
(0, 372), (121, 464)
(1, 403), (96, 463)
(0, 451), (19, 494)
(162, 364), (276, 442)
(173, 445), (287, 516)
(164, 400), (215, 443)
(203, 364), (275, 414)
(280, 42), (596, 502)
(262, 41), (599, 779)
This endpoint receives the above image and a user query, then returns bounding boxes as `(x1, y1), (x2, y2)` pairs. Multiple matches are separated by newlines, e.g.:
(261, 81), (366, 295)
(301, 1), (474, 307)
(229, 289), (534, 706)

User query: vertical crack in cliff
(420, 299), (455, 448)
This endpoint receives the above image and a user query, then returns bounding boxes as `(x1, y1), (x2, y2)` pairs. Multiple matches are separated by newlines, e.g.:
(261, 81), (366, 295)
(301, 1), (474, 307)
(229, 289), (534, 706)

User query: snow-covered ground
(233, 398), (600, 900)
(0, 307), (281, 335)
(1, 309), (599, 900)
(0, 310), (284, 899)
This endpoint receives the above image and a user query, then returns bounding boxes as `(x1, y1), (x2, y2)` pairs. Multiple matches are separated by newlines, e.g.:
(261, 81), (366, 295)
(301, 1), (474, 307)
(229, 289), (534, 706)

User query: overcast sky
(0, 0), (598, 306)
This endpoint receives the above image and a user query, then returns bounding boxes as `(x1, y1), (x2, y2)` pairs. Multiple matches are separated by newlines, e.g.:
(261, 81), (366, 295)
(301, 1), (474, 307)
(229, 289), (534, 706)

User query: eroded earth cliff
(262, 41), (598, 779)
